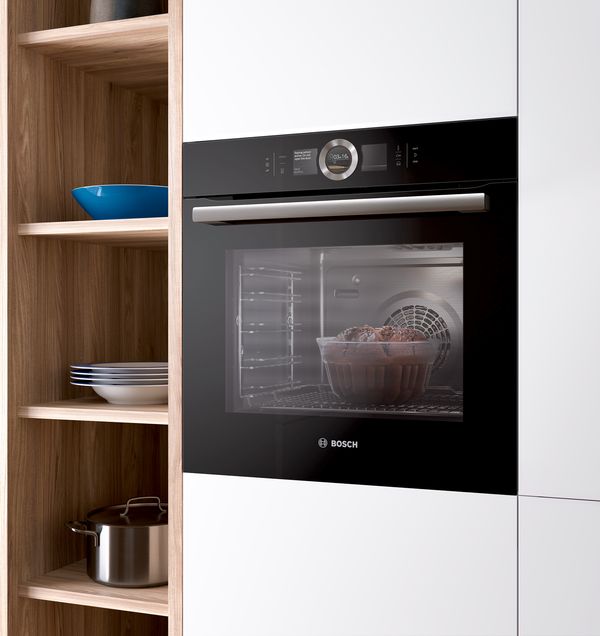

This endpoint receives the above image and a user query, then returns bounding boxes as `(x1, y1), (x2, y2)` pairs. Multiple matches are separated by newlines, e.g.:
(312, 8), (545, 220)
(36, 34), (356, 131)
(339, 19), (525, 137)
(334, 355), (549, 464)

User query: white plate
(71, 379), (168, 384)
(72, 362), (167, 368)
(71, 379), (168, 386)
(71, 362), (167, 372)
(71, 369), (167, 375)
(89, 384), (168, 405)
(71, 371), (168, 379)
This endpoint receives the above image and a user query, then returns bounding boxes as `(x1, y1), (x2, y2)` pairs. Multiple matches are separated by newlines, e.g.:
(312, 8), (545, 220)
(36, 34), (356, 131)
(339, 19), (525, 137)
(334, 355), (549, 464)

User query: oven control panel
(284, 138), (415, 181)
(318, 139), (358, 181)
(183, 118), (517, 198)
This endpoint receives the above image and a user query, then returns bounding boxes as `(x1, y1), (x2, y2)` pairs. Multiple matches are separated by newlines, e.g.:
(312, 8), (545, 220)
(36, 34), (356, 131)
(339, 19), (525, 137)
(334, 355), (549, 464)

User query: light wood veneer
(19, 397), (168, 425)
(0, 0), (8, 631)
(19, 560), (168, 616)
(19, 217), (169, 248)
(17, 14), (168, 100)
(168, 3), (183, 634)
(3, 1), (173, 633)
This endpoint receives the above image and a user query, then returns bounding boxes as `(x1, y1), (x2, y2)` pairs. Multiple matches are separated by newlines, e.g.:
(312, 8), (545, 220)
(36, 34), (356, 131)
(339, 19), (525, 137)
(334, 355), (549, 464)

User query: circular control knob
(319, 139), (358, 181)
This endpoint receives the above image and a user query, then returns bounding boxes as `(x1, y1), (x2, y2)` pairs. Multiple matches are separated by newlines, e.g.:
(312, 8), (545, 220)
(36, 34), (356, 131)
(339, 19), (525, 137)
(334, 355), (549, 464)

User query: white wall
(183, 0), (517, 141)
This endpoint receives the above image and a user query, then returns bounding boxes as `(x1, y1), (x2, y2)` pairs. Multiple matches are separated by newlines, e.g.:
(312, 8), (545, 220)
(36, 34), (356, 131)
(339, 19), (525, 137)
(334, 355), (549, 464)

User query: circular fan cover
(385, 304), (451, 370)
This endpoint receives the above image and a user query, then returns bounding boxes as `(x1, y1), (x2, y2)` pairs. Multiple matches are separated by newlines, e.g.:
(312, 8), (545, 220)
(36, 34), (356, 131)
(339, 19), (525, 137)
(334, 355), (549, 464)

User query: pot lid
(87, 496), (168, 527)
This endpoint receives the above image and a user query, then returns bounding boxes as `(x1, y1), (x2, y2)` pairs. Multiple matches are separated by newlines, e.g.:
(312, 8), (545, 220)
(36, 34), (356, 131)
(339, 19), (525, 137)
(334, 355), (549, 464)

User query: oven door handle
(192, 192), (488, 224)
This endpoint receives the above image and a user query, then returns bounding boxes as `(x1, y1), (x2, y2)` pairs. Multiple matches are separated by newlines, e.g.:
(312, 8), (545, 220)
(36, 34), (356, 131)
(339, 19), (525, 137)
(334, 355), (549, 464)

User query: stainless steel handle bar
(192, 192), (488, 224)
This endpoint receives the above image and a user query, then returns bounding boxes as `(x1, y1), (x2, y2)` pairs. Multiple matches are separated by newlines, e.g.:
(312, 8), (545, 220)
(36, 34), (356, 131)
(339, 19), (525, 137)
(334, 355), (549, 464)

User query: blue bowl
(72, 185), (168, 220)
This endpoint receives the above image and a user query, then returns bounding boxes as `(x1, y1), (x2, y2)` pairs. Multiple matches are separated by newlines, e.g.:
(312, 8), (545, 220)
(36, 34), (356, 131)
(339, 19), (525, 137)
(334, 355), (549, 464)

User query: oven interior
(228, 243), (463, 420)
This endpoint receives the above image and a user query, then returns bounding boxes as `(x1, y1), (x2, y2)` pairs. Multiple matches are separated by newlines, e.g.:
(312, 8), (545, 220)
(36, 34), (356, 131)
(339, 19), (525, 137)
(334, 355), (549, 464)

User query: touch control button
(319, 139), (358, 181)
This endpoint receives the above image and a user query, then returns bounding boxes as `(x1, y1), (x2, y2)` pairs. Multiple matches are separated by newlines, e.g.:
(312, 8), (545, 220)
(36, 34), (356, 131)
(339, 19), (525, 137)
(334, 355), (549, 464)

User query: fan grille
(385, 304), (451, 370)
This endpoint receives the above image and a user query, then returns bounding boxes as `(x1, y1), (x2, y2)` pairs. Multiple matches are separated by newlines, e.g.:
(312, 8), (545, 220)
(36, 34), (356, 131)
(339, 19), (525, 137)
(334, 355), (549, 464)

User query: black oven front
(183, 118), (517, 495)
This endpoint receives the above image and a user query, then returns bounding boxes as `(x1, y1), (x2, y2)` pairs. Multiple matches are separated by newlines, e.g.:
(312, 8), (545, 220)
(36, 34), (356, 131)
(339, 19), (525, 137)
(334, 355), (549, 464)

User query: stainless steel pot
(67, 496), (168, 588)
(90, 0), (164, 23)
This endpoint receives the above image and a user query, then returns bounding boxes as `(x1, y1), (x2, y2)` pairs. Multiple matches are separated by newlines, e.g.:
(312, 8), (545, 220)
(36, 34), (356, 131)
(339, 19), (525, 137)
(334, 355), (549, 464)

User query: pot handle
(120, 496), (167, 518)
(66, 521), (99, 547)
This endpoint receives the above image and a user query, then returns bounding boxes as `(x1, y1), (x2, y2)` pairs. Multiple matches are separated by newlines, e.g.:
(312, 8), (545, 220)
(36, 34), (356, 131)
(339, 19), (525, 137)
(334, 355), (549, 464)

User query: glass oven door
(183, 184), (516, 495)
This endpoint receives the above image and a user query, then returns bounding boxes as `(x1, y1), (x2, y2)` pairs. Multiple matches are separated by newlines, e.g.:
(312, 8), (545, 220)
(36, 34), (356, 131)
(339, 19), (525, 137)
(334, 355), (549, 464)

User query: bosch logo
(331, 440), (359, 448)
(318, 438), (358, 449)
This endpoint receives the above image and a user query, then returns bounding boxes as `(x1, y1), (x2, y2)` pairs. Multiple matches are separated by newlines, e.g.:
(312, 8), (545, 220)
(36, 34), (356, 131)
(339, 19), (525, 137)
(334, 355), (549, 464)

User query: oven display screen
(325, 146), (353, 174)
(293, 148), (318, 176)
(361, 143), (387, 172)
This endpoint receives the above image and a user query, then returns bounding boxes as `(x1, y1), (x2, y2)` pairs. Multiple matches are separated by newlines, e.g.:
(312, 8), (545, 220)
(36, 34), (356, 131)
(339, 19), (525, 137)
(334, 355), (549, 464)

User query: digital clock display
(325, 145), (353, 174)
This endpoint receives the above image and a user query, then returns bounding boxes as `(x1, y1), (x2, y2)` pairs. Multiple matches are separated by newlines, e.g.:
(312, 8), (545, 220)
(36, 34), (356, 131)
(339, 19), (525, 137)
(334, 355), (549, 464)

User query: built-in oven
(183, 118), (517, 495)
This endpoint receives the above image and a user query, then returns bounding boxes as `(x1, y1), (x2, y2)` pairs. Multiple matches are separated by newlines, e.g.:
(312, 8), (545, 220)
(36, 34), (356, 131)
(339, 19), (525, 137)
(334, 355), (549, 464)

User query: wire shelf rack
(249, 385), (463, 419)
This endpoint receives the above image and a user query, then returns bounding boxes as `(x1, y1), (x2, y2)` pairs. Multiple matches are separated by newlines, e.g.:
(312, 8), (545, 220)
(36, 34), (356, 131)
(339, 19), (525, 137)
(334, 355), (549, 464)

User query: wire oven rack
(238, 265), (303, 398)
(249, 385), (463, 419)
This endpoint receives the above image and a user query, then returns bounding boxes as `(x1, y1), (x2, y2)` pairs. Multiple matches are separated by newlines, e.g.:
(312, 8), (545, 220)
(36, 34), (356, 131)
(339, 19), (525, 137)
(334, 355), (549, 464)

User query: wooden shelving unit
(18, 217), (169, 247)
(19, 561), (168, 617)
(17, 14), (168, 100)
(1, 1), (182, 635)
(19, 397), (168, 425)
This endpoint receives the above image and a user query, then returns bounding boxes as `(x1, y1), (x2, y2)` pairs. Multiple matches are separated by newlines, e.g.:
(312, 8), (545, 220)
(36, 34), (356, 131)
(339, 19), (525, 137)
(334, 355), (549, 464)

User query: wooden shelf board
(19, 560), (168, 617)
(17, 15), (168, 100)
(18, 397), (168, 425)
(18, 217), (168, 247)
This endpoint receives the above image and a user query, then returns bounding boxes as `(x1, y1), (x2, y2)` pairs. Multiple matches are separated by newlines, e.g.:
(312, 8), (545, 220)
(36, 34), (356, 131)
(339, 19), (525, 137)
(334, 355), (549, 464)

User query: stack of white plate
(70, 362), (168, 405)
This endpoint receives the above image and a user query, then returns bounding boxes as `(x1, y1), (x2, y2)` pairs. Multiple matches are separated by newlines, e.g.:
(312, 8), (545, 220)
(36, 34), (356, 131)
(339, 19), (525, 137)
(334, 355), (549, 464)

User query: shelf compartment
(17, 14), (168, 100)
(18, 397), (168, 425)
(19, 560), (168, 616)
(18, 217), (168, 248)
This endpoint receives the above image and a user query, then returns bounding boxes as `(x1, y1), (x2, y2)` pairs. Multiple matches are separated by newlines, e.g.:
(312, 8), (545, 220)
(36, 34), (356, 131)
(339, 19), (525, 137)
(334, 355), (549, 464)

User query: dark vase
(90, 0), (164, 23)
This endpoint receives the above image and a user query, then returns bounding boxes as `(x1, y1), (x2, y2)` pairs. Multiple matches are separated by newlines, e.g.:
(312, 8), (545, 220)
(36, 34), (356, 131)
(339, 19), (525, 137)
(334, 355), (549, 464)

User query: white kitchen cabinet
(183, 0), (517, 142)
(519, 0), (600, 500)
(184, 474), (517, 636)
(520, 496), (600, 636)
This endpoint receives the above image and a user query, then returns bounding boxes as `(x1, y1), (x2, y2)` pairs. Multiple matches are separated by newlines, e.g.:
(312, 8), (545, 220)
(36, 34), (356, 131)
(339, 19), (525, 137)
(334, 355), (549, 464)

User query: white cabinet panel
(520, 496), (600, 636)
(184, 474), (517, 636)
(519, 0), (600, 500)
(183, 0), (516, 141)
